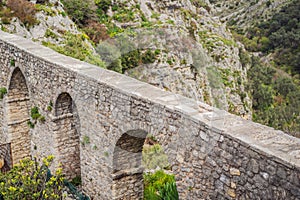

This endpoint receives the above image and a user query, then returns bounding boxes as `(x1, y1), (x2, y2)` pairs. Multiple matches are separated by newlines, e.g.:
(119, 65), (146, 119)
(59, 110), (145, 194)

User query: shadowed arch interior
(55, 92), (73, 116)
(112, 129), (148, 200)
(7, 67), (30, 164)
(54, 92), (81, 179)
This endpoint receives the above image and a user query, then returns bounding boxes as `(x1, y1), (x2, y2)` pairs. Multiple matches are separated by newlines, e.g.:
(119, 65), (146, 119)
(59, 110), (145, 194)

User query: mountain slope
(1, 0), (299, 135)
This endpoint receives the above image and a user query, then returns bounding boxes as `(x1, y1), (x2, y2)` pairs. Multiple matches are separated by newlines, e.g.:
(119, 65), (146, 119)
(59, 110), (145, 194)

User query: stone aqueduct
(0, 31), (299, 199)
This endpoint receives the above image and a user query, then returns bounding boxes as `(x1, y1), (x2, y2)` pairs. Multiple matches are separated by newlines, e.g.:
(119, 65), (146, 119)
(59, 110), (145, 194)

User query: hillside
(211, 0), (300, 136)
(0, 0), (299, 135)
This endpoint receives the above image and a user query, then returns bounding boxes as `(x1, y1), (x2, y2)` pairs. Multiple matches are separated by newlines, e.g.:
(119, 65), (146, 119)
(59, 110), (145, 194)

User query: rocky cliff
(210, 0), (290, 33)
(97, 0), (253, 118)
(0, 0), (259, 118)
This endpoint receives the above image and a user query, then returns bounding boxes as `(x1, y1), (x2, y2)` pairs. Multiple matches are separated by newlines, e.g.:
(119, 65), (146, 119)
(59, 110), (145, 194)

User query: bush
(0, 87), (7, 99)
(31, 106), (41, 120)
(0, 7), (13, 24)
(60, 0), (96, 26)
(94, 0), (112, 13)
(143, 144), (169, 170)
(6, 0), (37, 27)
(144, 170), (178, 200)
(0, 156), (64, 200)
(43, 32), (105, 68)
(83, 20), (109, 44)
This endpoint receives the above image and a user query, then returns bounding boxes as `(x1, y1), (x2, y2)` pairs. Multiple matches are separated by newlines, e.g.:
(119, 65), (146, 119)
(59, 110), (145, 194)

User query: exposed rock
(230, 168), (240, 176)
(210, 0), (290, 32)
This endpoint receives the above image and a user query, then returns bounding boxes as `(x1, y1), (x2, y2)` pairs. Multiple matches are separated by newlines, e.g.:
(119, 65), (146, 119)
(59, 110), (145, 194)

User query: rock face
(108, 0), (252, 118)
(210, 0), (290, 32)
(0, 0), (252, 118)
(1, 0), (79, 44)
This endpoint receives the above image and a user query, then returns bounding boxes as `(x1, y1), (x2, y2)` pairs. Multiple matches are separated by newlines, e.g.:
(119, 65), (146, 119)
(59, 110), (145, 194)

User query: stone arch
(54, 92), (81, 179)
(7, 67), (30, 164)
(112, 129), (148, 199)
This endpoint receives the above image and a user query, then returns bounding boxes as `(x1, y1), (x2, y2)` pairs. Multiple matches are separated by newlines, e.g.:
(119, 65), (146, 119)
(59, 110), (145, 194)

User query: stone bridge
(0, 31), (299, 199)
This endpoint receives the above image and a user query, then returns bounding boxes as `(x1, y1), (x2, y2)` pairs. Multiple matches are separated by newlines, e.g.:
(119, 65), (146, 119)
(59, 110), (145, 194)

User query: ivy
(0, 87), (7, 99)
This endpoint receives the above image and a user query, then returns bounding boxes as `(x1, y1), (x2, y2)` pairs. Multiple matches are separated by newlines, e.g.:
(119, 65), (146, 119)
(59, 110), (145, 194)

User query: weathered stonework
(0, 31), (299, 199)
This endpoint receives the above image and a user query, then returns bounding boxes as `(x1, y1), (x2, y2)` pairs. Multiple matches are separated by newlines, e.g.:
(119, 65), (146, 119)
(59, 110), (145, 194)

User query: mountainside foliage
(247, 0), (300, 76)
(0, 0), (299, 135)
(230, 0), (300, 136)
(247, 57), (300, 137)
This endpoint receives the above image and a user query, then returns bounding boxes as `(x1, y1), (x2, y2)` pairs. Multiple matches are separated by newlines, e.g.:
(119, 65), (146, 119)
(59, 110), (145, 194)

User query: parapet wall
(0, 31), (299, 199)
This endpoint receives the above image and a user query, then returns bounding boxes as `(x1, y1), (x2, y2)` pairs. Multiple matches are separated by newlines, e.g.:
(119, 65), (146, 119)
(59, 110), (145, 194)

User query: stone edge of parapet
(0, 31), (299, 170)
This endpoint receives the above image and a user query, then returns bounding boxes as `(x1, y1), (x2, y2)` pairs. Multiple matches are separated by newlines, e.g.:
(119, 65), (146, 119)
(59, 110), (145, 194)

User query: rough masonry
(0, 31), (299, 199)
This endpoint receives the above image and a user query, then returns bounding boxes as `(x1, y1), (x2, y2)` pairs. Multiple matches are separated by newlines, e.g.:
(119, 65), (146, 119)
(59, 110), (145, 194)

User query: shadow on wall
(7, 67), (30, 165)
(54, 92), (81, 180)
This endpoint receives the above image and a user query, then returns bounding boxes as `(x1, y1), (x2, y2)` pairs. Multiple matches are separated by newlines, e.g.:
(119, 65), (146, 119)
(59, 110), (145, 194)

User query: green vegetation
(198, 31), (236, 55)
(97, 38), (159, 73)
(142, 136), (178, 199)
(10, 59), (15, 66)
(60, 0), (96, 27)
(228, 0), (300, 135)
(206, 66), (223, 89)
(44, 28), (59, 39)
(47, 101), (53, 112)
(233, 0), (299, 77)
(31, 106), (42, 120)
(144, 170), (178, 200)
(43, 32), (105, 68)
(0, 156), (64, 199)
(70, 176), (81, 187)
(28, 106), (45, 128)
(35, 4), (56, 16)
(247, 57), (300, 136)
(81, 135), (90, 146)
(143, 144), (170, 170)
(0, 87), (7, 99)
(256, 0), (299, 76)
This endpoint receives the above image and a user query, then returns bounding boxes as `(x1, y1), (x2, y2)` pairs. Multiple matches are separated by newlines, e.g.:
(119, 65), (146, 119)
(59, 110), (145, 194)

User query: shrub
(43, 32), (105, 68)
(94, 0), (112, 13)
(0, 156), (64, 200)
(60, 0), (96, 26)
(30, 106), (45, 124)
(0, 87), (7, 99)
(31, 106), (41, 120)
(83, 20), (109, 44)
(6, 0), (38, 27)
(0, 7), (13, 24)
(144, 170), (179, 200)
(70, 176), (81, 186)
(142, 49), (157, 64)
(143, 144), (169, 170)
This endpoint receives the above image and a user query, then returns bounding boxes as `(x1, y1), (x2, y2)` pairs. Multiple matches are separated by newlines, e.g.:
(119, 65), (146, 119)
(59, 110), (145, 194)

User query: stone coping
(0, 30), (299, 169)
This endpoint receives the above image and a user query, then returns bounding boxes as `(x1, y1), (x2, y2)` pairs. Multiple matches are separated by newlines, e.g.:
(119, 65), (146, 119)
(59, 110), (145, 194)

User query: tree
(60, 0), (97, 26)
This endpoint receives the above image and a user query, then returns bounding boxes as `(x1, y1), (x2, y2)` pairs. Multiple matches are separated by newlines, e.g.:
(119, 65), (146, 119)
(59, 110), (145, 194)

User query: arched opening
(112, 129), (147, 199)
(7, 67), (30, 165)
(54, 92), (81, 180)
(112, 130), (178, 200)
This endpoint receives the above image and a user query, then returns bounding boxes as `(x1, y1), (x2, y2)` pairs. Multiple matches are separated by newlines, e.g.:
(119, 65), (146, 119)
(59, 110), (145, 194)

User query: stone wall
(0, 31), (299, 199)
(7, 67), (31, 164)
(53, 92), (81, 179)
